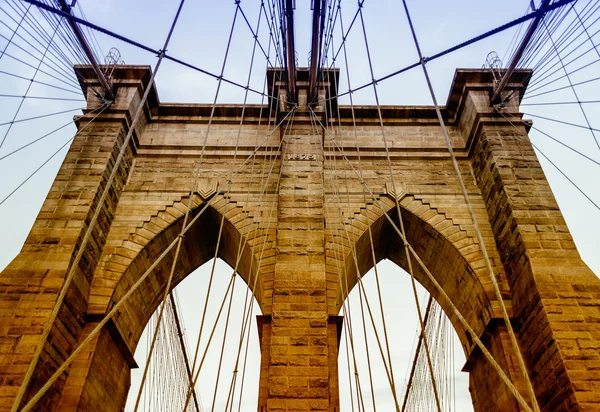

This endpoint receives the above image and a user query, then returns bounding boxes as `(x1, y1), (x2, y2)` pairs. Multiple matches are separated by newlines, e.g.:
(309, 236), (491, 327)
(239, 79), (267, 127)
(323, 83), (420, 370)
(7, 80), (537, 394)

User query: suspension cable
(0, 105), (106, 206)
(357, 5), (442, 410)
(133, 4), (243, 410)
(332, 14), (401, 404)
(541, 18), (600, 150)
(0, 12), (65, 150)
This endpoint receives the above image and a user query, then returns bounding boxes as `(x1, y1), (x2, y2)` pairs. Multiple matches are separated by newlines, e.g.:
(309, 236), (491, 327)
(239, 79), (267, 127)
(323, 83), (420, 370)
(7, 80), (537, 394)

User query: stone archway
(56, 195), (267, 411)
(339, 200), (493, 352)
(335, 198), (522, 411)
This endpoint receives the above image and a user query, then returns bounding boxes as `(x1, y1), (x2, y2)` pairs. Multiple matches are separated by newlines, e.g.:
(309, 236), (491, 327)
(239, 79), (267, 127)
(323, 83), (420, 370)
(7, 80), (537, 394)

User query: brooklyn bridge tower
(0, 0), (599, 411)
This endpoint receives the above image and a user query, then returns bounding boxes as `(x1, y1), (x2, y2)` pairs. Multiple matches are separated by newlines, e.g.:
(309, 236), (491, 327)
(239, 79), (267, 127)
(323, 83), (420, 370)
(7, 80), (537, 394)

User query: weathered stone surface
(0, 67), (598, 411)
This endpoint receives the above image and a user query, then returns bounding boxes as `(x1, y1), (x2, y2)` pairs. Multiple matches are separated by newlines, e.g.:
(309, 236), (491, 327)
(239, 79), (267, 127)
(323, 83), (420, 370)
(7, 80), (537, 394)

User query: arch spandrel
(333, 193), (504, 353)
(87, 192), (270, 354)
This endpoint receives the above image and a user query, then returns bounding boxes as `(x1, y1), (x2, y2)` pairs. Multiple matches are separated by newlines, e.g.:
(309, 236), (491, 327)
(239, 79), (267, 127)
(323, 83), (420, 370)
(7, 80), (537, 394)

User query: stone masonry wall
(0, 68), (598, 412)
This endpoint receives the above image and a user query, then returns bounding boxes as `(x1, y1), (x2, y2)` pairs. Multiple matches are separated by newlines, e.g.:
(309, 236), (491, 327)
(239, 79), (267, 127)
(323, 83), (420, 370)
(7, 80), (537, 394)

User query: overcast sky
(0, 0), (599, 411)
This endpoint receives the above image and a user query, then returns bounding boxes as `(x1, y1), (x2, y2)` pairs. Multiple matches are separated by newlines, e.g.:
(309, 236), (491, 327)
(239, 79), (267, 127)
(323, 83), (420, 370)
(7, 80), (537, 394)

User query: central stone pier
(258, 69), (341, 411)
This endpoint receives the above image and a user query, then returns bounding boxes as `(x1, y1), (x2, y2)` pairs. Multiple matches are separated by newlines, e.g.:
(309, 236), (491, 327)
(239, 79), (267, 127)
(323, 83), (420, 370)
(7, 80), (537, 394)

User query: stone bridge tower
(0, 65), (599, 411)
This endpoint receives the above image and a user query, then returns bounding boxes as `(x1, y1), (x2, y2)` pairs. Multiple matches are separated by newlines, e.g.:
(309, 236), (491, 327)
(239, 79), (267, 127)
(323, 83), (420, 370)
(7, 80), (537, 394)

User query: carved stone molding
(196, 178), (219, 200)
(384, 181), (406, 201)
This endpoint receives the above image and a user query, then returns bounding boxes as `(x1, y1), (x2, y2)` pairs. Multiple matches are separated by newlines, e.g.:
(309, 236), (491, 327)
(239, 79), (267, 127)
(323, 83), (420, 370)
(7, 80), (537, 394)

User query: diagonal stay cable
(0, 69), (83, 95)
(0, 11), (66, 150)
(357, 5), (440, 410)
(574, 0), (600, 58)
(401, 1), (541, 410)
(5, 0), (75, 67)
(523, 111), (600, 133)
(11, 0), (187, 409)
(0, 2), (32, 61)
(2, 0), (80, 74)
(541, 18), (600, 150)
(0, 106), (87, 128)
(496, 112), (600, 167)
(497, 110), (600, 212)
(0, 94), (84, 102)
(311, 107), (536, 412)
(21, 0), (284, 103)
(328, 0), (575, 102)
(521, 99), (600, 106)
(0, 105), (107, 207)
(532, 141), (600, 211)
(0, 104), (103, 162)
(0, 47), (81, 89)
(523, 73), (600, 99)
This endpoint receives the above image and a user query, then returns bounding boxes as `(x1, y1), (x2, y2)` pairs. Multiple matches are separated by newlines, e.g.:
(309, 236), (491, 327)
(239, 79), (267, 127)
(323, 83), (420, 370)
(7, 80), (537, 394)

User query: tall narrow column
(259, 113), (338, 411)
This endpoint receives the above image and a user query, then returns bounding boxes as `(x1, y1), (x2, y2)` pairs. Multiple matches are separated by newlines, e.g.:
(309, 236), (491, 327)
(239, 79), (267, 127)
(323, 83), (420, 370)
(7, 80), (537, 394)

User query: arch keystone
(384, 181), (407, 201)
(196, 178), (219, 200)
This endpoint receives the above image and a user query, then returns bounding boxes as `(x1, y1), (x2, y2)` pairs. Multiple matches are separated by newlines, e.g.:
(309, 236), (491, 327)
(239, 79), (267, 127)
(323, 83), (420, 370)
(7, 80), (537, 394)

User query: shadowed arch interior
(107, 203), (264, 354)
(339, 203), (493, 353)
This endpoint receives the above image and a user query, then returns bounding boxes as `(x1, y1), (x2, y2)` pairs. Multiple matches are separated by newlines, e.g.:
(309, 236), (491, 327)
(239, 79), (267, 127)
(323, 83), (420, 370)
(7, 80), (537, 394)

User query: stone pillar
(260, 113), (340, 411)
(0, 66), (153, 410)
(458, 72), (600, 411)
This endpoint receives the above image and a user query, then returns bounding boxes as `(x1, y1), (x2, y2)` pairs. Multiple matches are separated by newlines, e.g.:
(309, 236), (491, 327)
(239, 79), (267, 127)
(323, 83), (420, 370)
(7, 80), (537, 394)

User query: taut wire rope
(573, 0), (600, 58)
(0, 69), (82, 94)
(541, 18), (600, 150)
(0, 10), (65, 150)
(0, 2), (32, 60)
(133, 4), (244, 409)
(401, 0), (540, 410)
(311, 104), (383, 409)
(309, 108), (535, 412)
(329, 15), (401, 407)
(11, 0), (188, 409)
(0, 106), (86, 127)
(497, 110), (600, 211)
(0, 103), (107, 206)
(356, 5), (442, 410)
